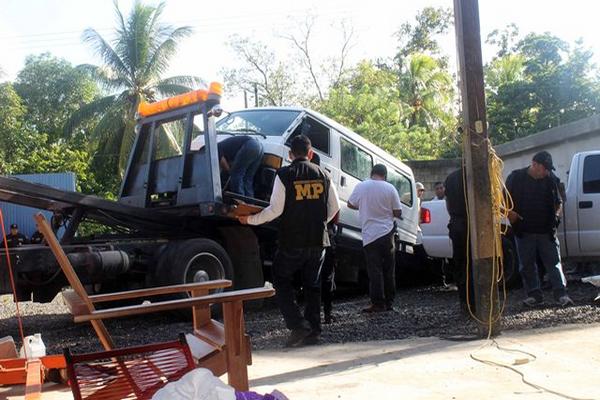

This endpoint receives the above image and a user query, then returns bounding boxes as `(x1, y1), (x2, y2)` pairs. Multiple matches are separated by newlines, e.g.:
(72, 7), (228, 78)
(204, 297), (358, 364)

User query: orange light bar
(137, 81), (223, 117)
(209, 81), (223, 97)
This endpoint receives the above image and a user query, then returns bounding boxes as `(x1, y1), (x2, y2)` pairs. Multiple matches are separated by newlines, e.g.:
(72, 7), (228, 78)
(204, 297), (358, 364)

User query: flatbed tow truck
(0, 83), (271, 303)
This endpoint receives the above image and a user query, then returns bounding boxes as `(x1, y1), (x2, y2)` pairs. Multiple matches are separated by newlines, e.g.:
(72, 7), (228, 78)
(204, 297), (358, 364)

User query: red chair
(64, 334), (195, 400)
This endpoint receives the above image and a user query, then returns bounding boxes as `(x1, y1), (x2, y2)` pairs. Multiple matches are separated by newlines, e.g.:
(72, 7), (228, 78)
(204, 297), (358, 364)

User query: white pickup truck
(420, 150), (600, 285)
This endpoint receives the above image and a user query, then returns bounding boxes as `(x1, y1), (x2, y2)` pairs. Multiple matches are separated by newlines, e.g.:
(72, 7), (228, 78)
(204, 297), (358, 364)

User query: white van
(194, 107), (420, 282)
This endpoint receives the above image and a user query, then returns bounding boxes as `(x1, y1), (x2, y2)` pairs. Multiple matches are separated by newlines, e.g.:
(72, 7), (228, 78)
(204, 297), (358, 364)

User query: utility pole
(253, 83), (259, 108)
(453, 0), (501, 336)
(244, 90), (248, 108)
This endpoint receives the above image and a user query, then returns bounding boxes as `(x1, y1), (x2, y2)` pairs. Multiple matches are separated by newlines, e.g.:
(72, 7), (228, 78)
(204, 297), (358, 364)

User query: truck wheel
(168, 238), (234, 289)
(156, 238), (234, 318)
(502, 236), (521, 289)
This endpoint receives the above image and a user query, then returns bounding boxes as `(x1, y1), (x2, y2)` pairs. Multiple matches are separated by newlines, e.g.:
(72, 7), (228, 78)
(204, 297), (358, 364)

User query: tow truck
(0, 83), (269, 302)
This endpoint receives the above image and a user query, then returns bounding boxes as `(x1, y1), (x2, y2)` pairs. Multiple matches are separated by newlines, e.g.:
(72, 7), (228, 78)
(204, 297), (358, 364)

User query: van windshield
(216, 110), (300, 136)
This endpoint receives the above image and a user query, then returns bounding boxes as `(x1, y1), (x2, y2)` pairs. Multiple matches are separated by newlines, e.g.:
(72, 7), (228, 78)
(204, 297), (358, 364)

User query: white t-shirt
(348, 179), (402, 246)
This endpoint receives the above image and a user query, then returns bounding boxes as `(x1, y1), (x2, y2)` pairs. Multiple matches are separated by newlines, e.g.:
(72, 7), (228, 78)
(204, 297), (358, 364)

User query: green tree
(319, 61), (451, 160)
(66, 0), (202, 180)
(19, 135), (105, 196)
(394, 6), (452, 69)
(0, 83), (41, 173)
(484, 53), (525, 94)
(14, 53), (98, 142)
(398, 53), (454, 131)
(486, 32), (600, 143)
(486, 23), (520, 59)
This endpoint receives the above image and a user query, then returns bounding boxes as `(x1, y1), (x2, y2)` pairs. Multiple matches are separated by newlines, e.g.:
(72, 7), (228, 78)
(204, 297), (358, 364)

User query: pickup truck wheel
(156, 239), (234, 318)
(501, 236), (521, 289)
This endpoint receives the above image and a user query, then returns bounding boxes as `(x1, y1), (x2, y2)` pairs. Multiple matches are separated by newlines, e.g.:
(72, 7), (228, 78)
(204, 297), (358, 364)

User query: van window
(340, 138), (373, 180)
(290, 116), (330, 155)
(387, 168), (413, 207)
(216, 110), (300, 136)
(583, 154), (600, 193)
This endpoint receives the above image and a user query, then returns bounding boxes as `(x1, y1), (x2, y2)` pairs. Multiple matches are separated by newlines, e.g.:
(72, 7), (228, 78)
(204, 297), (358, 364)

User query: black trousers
(273, 247), (325, 333)
(363, 231), (396, 306)
(448, 220), (475, 308)
(321, 245), (336, 316)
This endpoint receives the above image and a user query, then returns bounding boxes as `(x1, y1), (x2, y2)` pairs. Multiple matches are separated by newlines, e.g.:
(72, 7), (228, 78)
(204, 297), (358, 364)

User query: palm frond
(82, 28), (133, 85)
(142, 26), (193, 82)
(77, 64), (128, 92)
(152, 83), (195, 98)
(63, 95), (117, 136)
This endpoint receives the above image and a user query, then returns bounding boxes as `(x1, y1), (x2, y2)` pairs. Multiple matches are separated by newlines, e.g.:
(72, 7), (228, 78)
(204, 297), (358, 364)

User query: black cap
(10, 224), (18, 229)
(532, 151), (555, 171)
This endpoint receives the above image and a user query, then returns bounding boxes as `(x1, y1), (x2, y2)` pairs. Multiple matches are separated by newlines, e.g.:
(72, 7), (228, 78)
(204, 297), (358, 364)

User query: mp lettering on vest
(294, 180), (325, 200)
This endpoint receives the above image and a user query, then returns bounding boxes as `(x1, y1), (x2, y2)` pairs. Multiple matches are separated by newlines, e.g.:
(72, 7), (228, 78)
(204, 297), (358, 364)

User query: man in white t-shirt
(348, 164), (402, 313)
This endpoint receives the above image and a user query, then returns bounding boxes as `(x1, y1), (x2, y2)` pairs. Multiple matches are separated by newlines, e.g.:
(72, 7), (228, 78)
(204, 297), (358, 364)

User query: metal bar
(176, 112), (195, 203)
(119, 123), (144, 199)
(203, 103), (223, 204)
(143, 121), (157, 208)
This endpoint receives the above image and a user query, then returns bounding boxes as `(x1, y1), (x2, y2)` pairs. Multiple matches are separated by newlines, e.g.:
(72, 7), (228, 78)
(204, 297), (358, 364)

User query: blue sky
(1, 0), (599, 107)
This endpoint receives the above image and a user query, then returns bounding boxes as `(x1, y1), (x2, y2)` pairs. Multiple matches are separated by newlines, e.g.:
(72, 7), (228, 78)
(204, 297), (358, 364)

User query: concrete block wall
(405, 158), (461, 200)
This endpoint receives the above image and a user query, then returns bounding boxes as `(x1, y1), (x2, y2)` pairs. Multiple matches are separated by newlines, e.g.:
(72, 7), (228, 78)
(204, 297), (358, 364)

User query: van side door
(577, 153), (600, 255)
(384, 165), (418, 245)
(337, 137), (374, 238)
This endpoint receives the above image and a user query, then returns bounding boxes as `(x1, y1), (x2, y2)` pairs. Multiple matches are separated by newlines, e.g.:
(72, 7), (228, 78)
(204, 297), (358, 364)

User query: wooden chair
(34, 213), (274, 391)
(63, 334), (195, 400)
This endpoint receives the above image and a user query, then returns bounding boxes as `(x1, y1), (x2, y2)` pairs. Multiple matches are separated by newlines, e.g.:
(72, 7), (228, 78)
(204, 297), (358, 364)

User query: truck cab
(561, 150), (600, 259)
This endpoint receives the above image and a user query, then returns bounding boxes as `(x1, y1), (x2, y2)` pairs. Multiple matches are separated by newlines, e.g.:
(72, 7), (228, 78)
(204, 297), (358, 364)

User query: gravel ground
(1, 279), (598, 355)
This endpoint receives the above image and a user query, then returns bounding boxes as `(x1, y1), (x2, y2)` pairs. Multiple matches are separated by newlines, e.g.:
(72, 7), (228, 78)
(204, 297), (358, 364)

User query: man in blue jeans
(217, 135), (264, 197)
(506, 151), (574, 307)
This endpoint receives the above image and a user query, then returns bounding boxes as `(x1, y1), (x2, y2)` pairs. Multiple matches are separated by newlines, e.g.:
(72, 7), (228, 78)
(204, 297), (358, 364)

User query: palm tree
(398, 53), (453, 130)
(66, 0), (203, 177)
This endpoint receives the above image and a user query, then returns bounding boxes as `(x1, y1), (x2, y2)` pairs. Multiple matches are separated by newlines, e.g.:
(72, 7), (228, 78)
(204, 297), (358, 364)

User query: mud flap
(218, 226), (265, 309)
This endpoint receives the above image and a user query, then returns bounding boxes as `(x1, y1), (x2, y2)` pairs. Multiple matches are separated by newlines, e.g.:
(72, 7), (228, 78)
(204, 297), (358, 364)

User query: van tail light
(420, 207), (431, 224)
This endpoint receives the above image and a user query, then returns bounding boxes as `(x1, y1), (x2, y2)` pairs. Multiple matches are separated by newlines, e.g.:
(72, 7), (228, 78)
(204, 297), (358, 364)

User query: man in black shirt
(506, 151), (573, 307)
(238, 135), (340, 347)
(6, 224), (28, 248)
(217, 135), (264, 197)
(30, 224), (44, 244)
(444, 167), (475, 311)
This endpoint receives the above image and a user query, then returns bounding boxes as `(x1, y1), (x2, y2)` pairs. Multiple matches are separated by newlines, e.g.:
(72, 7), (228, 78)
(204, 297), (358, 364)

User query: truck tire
(502, 236), (521, 289)
(155, 238), (234, 318)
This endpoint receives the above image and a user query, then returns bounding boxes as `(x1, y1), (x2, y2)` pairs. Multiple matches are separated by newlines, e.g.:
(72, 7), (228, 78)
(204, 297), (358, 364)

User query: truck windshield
(216, 110), (300, 136)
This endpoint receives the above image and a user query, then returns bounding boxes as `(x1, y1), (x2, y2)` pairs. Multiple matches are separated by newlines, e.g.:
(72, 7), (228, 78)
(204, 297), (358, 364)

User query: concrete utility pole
(453, 0), (501, 336)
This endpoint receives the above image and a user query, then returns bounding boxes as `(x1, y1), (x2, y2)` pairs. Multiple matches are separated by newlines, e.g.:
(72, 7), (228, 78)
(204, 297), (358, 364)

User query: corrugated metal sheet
(0, 172), (77, 238)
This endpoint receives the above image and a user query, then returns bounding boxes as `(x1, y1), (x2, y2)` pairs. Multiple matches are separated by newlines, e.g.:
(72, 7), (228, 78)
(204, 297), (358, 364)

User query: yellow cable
(461, 132), (511, 334)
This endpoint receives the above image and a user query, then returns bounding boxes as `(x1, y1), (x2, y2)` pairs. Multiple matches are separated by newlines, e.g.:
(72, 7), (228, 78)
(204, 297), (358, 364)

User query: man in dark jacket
(6, 224), (28, 248)
(238, 135), (340, 347)
(506, 151), (573, 307)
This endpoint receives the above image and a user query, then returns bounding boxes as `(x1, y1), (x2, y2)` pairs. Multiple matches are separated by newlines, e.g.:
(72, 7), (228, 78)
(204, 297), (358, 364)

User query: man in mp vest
(238, 135), (340, 347)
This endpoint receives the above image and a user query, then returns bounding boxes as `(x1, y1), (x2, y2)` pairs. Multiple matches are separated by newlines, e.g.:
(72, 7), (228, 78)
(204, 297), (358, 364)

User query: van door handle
(340, 176), (346, 187)
(579, 201), (593, 209)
